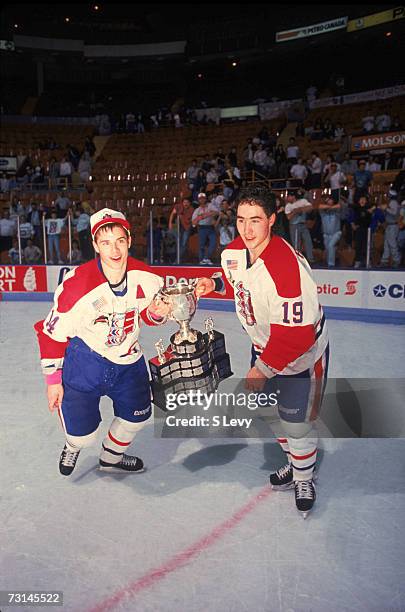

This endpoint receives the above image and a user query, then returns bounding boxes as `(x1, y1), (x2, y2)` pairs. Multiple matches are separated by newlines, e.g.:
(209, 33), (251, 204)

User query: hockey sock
(288, 436), (317, 482)
(277, 437), (291, 463)
(100, 417), (148, 465)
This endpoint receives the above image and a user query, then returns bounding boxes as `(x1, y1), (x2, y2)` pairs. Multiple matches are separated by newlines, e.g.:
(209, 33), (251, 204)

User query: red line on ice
(87, 485), (272, 612)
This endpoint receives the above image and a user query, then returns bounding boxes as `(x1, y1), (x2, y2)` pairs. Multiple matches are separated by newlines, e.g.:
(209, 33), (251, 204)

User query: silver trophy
(149, 281), (232, 411)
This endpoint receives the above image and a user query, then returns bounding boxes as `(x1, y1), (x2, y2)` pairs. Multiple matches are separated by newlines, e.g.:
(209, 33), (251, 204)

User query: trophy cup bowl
(160, 283), (198, 344)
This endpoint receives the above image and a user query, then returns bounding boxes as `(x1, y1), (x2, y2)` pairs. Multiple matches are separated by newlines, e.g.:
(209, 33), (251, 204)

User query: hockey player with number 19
(34, 209), (172, 476)
(196, 186), (329, 518)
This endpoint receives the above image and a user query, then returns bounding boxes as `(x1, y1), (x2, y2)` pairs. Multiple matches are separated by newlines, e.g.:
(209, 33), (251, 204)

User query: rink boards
(0, 264), (404, 323)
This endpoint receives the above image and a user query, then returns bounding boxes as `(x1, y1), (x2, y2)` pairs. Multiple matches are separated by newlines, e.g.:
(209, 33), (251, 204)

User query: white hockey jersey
(220, 235), (328, 376)
(34, 258), (164, 376)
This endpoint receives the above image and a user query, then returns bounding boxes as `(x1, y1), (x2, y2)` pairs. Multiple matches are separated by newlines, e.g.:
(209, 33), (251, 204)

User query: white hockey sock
(288, 436), (317, 482)
(277, 437), (291, 463)
(100, 417), (148, 465)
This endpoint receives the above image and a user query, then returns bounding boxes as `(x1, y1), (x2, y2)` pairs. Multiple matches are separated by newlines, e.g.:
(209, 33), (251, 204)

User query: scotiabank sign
(351, 130), (405, 151)
(0, 265), (47, 292)
(314, 271), (362, 307)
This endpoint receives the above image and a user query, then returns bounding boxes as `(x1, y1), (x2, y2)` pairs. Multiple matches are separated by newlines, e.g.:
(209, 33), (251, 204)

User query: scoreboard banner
(347, 6), (404, 32)
(276, 16), (348, 43)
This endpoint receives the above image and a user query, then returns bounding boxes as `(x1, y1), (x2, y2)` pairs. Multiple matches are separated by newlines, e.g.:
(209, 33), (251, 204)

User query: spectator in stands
(32, 164), (45, 188)
(27, 202), (42, 246)
(48, 157), (60, 189)
(24, 238), (42, 264)
(286, 137), (300, 166)
(19, 215), (34, 249)
(214, 147), (226, 165)
(8, 238), (21, 264)
(78, 152), (92, 183)
(319, 196), (342, 267)
(341, 153), (357, 176)
(201, 154), (212, 173)
(168, 196), (194, 260)
(227, 146), (238, 168)
(0, 172), (10, 192)
(67, 144), (81, 171)
(192, 169), (207, 203)
(306, 208), (324, 253)
(55, 191), (71, 219)
(272, 196), (290, 242)
(361, 110), (375, 133)
(0, 210), (16, 253)
(325, 162), (346, 203)
(59, 156), (73, 186)
(206, 165), (219, 186)
(310, 151), (323, 188)
(375, 109), (392, 132)
(45, 210), (65, 264)
(381, 151), (396, 171)
(191, 192), (218, 265)
(75, 208), (92, 261)
(275, 144), (288, 178)
(284, 190), (314, 263)
(125, 111), (136, 133)
(84, 136), (96, 157)
(289, 158), (308, 187)
(353, 160), (373, 202)
(366, 156), (381, 172)
(243, 141), (255, 173)
(70, 239), (82, 265)
(350, 195), (372, 268)
(253, 144), (268, 177)
(215, 199), (236, 252)
(323, 118), (334, 140)
(186, 159), (200, 196)
(380, 188), (401, 267)
(323, 155), (340, 182)
(310, 118), (324, 141)
(219, 161), (241, 202)
(137, 114), (145, 133)
(334, 122), (346, 142)
(267, 152), (277, 179)
(392, 115), (402, 130)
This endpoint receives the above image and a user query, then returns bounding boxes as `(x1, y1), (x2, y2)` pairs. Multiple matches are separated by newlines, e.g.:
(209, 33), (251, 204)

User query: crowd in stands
(0, 135), (97, 193)
(1, 110), (405, 269)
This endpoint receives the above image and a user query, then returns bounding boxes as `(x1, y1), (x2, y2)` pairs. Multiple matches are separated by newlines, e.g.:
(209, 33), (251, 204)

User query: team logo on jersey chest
(235, 281), (256, 326)
(93, 308), (137, 346)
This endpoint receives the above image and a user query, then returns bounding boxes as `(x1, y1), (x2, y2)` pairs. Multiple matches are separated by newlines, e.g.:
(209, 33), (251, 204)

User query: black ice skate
(99, 454), (144, 473)
(59, 445), (80, 476)
(295, 479), (316, 519)
(269, 462), (294, 490)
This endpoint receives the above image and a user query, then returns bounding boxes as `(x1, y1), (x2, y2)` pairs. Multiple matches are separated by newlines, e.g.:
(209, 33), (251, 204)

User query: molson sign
(351, 130), (405, 151)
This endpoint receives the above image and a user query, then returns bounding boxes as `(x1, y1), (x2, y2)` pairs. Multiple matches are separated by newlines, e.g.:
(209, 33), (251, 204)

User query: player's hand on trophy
(195, 277), (215, 297)
(245, 366), (267, 391)
(47, 383), (64, 412)
(148, 295), (172, 319)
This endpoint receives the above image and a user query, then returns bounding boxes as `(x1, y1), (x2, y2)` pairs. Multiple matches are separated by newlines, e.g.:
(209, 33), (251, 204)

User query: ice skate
(295, 479), (316, 519)
(59, 444), (80, 476)
(99, 454), (144, 473)
(269, 462), (294, 490)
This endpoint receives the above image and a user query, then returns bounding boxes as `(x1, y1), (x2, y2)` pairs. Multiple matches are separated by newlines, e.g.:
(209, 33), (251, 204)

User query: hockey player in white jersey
(35, 208), (172, 476)
(196, 186), (329, 517)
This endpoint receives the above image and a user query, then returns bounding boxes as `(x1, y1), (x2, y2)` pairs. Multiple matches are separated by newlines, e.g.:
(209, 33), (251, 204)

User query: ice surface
(0, 302), (404, 612)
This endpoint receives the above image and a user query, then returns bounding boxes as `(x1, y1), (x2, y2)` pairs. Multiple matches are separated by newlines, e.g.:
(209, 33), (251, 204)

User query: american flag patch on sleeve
(226, 260), (238, 270)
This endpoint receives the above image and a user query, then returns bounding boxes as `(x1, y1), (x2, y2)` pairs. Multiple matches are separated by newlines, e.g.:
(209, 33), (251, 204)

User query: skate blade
(99, 465), (145, 474)
(270, 483), (295, 491)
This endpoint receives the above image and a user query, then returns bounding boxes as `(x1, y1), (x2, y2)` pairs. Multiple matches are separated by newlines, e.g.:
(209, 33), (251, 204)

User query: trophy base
(149, 330), (233, 412)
